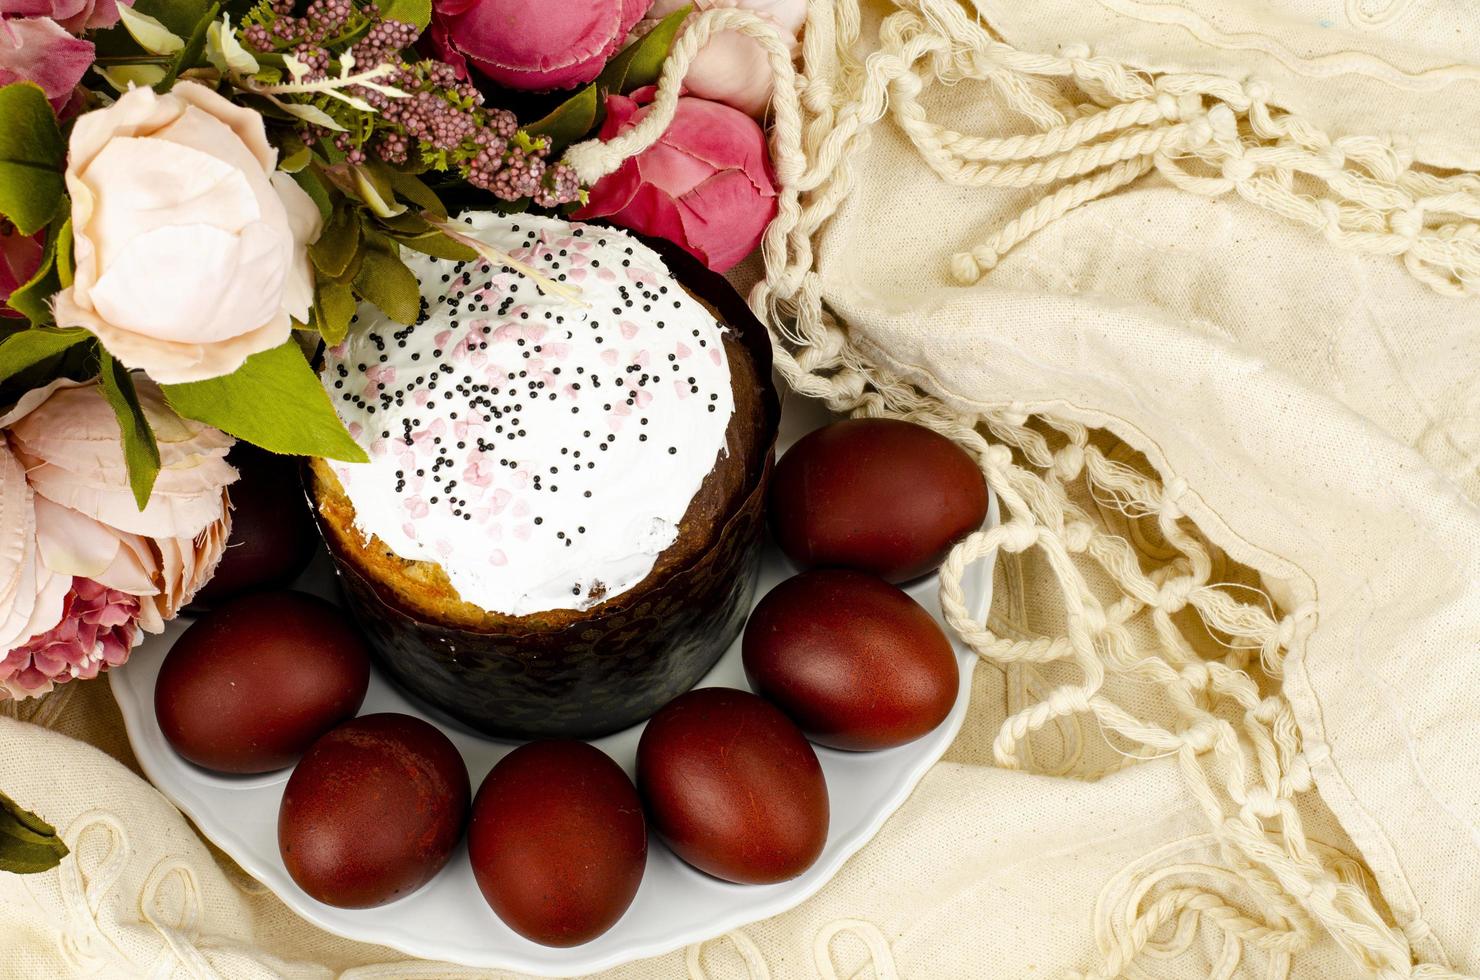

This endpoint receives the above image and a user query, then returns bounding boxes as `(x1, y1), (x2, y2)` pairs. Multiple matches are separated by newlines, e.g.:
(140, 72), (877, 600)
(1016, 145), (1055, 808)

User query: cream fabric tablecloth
(4, 0), (1480, 977)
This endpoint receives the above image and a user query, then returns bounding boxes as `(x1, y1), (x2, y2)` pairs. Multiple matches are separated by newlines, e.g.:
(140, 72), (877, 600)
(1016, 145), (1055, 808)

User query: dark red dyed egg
(743, 569), (959, 750)
(637, 688), (828, 884)
(468, 741), (646, 946)
(155, 590), (370, 774)
(279, 713), (470, 909)
(770, 418), (988, 582)
(195, 444), (317, 605)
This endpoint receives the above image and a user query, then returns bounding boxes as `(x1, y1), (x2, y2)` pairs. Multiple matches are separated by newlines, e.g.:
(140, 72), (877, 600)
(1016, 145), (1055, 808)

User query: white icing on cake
(322, 213), (735, 617)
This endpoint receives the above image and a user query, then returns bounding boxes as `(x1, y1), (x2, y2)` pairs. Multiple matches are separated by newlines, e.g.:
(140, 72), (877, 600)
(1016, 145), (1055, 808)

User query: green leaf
(0, 84), (65, 237)
(159, 1), (221, 90)
(291, 167), (334, 223)
(53, 218), (73, 290)
(527, 85), (599, 156)
(279, 100), (346, 133)
(0, 791), (68, 876)
(350, 163), (405, 218)
(314, 280), (357, 346)
(89, 0), (209, 59)
(92, 64), (168, 94)
(116, 4), (185, 55)
(353, 239), (421, 326)
(377, 0), (431, 31)
(598, 4), (691, 95)
(309, 205), (361, 278)
(278, 146), (312, 174)
(98, 350), (161, 510)
(127, 0), (212, 37)
(394, 228), (478, 262)
(162, 341), (367, 462)
(383, 169), (446, 220)
(375, 211), (433, 235)
(0, 327), (90, 385)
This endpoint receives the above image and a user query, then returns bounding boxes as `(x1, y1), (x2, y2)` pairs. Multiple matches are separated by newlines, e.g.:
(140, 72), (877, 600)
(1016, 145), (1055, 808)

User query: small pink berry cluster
(243, 0), (359, 52)
(239, 0), (581, 206)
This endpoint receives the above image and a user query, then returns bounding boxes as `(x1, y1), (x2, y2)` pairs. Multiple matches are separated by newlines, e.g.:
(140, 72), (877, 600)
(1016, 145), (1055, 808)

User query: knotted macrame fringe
(564, 3), (1476, 977)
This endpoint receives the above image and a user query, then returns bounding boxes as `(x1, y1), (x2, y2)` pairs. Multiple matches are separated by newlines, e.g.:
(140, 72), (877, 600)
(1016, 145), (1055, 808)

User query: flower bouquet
(0, 0), (797, 867)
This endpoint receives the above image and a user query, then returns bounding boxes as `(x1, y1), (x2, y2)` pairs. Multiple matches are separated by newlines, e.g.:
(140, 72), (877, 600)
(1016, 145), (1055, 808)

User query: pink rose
(0, 221), (43, 317)
(0, 17), (95, 112)
(0, 0), (131, 33)
(52, 82), (322, 384)
(0, 379), (236, 700)
(573, 87), (777, 273)
(430, 0), (652, 91)
(642, 0), (805, 117)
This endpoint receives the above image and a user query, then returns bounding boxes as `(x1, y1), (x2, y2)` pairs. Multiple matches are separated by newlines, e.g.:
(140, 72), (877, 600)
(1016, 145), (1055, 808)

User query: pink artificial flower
(0, 0), (131, 33)
(0, 379), (236, 701)
(573, 87), (778, 273)
(0, 17), (95, 112)
(430, 0), (652, 91)
(641, 0), (806, 117)
(0, 578), (140, 699)
(0, 221), (43, 317)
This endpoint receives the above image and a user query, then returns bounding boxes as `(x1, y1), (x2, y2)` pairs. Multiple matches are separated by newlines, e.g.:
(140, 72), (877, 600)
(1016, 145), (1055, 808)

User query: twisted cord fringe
(563, 3), (1475, 977)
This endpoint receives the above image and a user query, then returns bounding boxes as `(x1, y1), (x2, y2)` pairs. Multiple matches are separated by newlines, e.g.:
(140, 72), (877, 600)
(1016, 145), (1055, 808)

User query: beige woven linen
(3, 0), (1480, 977)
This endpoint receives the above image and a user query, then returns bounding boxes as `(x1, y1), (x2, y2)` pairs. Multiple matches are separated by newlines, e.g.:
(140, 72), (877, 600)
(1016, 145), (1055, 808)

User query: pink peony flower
(642, 0), (805, 117)
(0, 221), (43, 317)
(430, 0), (652, 91)
(0, 378), (236, 701)
(0, 17), (96, 112)
(0, 578), (139, 699)
(573, 87), (778, 273)
(0, 0), (131, 33)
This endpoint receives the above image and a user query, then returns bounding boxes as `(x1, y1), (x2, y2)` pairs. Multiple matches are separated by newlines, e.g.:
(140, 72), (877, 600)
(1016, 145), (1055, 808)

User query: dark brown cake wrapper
(305, 238), (780, 739)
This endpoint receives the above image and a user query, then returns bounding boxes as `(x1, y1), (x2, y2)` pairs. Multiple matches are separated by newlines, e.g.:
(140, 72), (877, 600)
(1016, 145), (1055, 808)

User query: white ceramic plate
(111, 397), (998, 976)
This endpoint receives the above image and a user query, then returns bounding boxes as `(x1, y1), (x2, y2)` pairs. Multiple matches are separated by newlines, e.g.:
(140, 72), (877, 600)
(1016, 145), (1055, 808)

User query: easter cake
(309, 213), (776, 737)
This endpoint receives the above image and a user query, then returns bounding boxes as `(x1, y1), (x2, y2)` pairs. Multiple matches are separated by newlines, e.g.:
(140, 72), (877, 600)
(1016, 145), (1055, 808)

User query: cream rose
(53, 81), (322, 383)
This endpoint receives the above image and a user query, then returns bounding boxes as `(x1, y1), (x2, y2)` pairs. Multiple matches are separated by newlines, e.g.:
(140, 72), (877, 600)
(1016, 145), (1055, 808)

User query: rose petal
(168, 80), (278, 173)
(0, 442), (36, 649)
(90, 222), (286, 344)
(54, 290), (292, 384)
(33, 495), (121, 578)
(0, 18), (94, 109)
(675, 166), (777, 272)
(271, 172), (322, 321)
(9, 380), (232, 480)
(440, 0), (639, 91)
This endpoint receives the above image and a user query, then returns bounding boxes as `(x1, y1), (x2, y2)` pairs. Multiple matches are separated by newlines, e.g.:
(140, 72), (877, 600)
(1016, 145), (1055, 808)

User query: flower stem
(426, 215), (587, 305)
